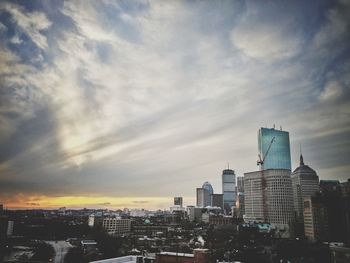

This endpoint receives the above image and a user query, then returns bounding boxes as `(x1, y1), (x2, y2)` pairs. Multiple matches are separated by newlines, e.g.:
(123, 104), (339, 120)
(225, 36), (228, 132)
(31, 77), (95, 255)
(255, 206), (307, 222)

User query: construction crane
(257, 136), (275, 222)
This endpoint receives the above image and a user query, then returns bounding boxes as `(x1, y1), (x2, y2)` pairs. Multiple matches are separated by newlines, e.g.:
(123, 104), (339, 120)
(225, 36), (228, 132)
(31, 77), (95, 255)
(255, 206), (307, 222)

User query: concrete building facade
(187, 206), (203, 222)
(244, 169), (294, 237)
(102, 217), (131, 236)
(291, 154), (319, 222)
(196, 184), (213, 208)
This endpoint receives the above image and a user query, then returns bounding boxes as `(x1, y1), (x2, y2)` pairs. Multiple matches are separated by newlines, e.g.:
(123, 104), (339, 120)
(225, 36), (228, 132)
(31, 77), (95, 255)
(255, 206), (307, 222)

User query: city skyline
(0, 0), (350, 210)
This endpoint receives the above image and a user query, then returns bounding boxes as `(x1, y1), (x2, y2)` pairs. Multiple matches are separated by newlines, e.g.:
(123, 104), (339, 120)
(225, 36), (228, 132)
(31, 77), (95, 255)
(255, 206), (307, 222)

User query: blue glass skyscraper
(258, 127), (291, 170)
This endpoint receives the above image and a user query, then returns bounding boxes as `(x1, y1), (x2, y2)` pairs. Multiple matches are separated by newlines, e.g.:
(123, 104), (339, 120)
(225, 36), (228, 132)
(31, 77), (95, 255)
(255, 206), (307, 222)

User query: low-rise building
(132, 225), (169, 238)
(102, 217), (131, 236)
(329, 244), (350, 263)
(187, 206), (203, 222)
(202, 214), (234, 225)
(155, 249), (210, 263)
(91, 255), (154, 263)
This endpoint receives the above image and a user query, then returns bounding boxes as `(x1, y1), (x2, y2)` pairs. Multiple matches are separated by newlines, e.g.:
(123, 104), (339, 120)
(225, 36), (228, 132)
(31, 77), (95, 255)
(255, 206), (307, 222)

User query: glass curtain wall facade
(258, 127), (291, 170)
(222, 169), (236, 214)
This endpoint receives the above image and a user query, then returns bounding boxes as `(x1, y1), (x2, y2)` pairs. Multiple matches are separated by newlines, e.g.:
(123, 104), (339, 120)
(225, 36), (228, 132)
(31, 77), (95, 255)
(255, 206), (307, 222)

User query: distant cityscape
(1, 126), (349, 263)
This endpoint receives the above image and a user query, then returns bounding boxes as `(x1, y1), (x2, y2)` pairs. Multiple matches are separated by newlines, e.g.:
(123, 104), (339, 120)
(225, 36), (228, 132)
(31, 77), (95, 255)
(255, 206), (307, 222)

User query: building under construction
(244, 169), (294, 237)
(243, 127), (294, 238)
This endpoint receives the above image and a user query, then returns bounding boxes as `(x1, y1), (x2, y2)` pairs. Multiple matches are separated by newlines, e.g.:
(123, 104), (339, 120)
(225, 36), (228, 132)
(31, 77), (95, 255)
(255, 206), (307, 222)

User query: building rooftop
(292, 164), (317, 175)
(158, 252), (194, 258)
(292, 154), (317, 176)
(91, 256), (144, 263)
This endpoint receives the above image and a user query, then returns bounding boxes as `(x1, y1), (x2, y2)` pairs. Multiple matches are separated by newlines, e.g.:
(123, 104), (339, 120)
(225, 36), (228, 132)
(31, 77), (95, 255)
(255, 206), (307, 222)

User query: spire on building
(299, 143), (304, 166)
(300, 154), (304, 166)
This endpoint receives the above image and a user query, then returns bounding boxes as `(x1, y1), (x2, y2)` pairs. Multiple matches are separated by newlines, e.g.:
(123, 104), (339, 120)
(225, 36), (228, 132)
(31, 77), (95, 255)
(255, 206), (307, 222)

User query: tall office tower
(235, 193), (245, 218)
(244, 169), (294, 237)
(291, 154), (319, 222)
(202, 181), (213, 206)
(236, 176), (244, 193)
(258, 127), (291, 170)
(211, 194), (224, 209)
(222, 169), (236, 214)
(235, 176), (245, 218)
(196, 188), (206, 207)
(174, 197), (183, 207)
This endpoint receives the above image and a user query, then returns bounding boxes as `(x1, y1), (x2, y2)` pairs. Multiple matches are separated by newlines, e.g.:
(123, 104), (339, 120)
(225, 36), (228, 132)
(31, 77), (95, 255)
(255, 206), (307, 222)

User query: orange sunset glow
(3, 195), (195, 210)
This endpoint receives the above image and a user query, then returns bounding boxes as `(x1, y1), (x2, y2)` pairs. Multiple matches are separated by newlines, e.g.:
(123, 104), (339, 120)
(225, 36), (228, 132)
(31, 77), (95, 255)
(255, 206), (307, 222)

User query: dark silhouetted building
(320, 180), (340, 193)
(308, 181), (350, 245)
(211, 194), (223, 210)
(303, 196), (329, 241)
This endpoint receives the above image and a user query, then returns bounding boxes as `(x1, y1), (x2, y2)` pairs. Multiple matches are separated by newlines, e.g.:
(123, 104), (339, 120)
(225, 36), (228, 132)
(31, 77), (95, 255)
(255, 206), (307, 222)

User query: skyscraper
(258, 127), (291, 170)
(202, 181), (213, 195)
(236, 176), (244, 193)
(291, 154), (319, 222)
(174, 197), (183, 207)
(244, 169), (294, 237)
(235, 176), (245, 218)
(222, 169), (236, 214)
(202, 181), (213, 206)
(197, 188), (210, 207)
(211, 194), (223, 210)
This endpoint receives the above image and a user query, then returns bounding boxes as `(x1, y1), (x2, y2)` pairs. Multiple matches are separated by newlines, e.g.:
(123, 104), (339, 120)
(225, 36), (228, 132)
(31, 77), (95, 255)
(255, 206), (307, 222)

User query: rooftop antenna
(227, 163), (230, 169)
(280, 126), (282, 130)
(273, 124), (275, 129)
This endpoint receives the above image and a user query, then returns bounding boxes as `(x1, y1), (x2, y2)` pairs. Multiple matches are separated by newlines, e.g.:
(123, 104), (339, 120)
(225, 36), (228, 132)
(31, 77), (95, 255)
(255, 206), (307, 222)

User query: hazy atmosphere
(0, 0), (349, 209)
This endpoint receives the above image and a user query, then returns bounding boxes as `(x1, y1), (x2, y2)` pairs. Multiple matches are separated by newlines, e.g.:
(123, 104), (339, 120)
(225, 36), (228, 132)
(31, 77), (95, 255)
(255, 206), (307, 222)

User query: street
(46, 241), (73, 263)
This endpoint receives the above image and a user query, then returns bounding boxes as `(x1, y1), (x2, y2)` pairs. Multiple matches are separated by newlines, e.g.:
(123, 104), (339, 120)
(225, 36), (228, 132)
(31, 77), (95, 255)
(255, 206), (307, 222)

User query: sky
(0, 0), (349, 210)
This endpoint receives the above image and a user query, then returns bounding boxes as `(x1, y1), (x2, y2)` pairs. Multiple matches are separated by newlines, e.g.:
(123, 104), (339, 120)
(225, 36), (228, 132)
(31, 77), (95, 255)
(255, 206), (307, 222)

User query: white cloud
(319, 80), (343, 101)
(0, 2), (51, 49)
(0, 21), (7, 32)
(10, 34), (22, 44)
(231, 21), (301, 61)
(313, 0), (350, 51)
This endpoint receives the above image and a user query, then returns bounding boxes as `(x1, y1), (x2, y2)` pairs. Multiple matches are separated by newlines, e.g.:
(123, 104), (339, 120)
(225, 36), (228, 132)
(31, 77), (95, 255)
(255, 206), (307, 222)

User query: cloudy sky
(0, 0), (349, 209)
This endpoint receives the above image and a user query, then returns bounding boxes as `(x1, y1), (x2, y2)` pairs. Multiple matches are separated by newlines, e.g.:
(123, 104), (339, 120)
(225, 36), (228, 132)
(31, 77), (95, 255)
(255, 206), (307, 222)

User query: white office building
(244, 169), (294, 237)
